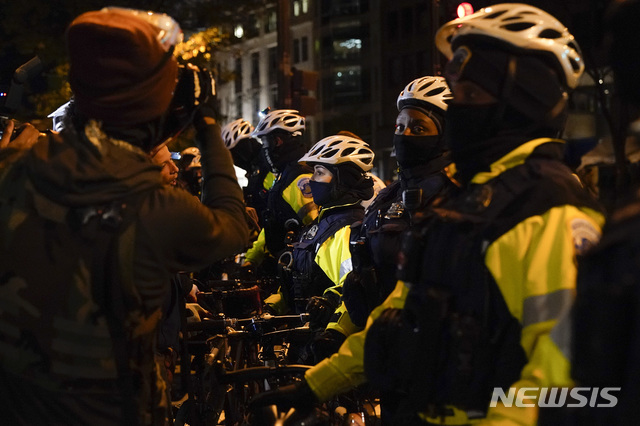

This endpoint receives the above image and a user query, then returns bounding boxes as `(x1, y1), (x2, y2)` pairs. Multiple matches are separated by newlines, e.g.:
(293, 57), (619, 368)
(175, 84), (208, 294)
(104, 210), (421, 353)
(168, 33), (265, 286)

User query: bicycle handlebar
(184, 313), (309, 333)
(218, 364), (311, 384)
(184, 318), (237, 332)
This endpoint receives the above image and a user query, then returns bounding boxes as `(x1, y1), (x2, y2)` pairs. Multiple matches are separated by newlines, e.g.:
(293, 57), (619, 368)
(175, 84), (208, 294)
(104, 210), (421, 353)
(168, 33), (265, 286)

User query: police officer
(343, 76), (458, 329)
(250, 4), (605, 424)
(243, 109), (318, 276)
(263, 136), (374, 358)
(176, 146), (203, 197)
(221, 118), (272, 227)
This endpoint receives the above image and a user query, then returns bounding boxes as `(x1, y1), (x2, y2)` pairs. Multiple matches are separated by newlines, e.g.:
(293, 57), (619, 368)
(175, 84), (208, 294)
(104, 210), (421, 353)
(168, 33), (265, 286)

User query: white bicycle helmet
(252, 109), (305, 138)
(100, 7), (183, 52)
(299, 135), (374, 172)
(435, 3), (583, 89)
(397, 76), (452, 114)
(222, 118), (255, 150)
(180, 147), (201, 170)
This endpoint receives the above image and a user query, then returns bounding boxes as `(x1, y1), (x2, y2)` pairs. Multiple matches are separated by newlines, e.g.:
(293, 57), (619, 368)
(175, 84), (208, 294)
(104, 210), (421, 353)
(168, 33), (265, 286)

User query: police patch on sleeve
(570, 218), (601, 255)
(298, 177), (313, 198)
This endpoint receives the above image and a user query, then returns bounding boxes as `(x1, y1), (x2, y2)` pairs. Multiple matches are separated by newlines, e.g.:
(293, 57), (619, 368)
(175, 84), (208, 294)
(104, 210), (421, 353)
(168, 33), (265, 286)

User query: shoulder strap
(86, 192), (152, 426)
(482, 157), (602, 243)
(317, 209), (363, 245)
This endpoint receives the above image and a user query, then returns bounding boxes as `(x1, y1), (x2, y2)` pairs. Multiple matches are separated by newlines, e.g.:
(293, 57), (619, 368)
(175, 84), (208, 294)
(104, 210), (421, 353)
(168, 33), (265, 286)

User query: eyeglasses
(100, 7), (184, 52)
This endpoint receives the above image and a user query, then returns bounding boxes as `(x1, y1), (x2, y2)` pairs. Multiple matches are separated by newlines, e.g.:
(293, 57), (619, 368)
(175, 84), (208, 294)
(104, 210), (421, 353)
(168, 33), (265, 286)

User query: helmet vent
(502, 22), (535, 32)
(539, 29), (562, 39)
(483, 10), (507, 20)
(568, 56), (581, 72)
(427, 87), (446, 96)
(322, 149), (340, 158)
(418, 81), (434, 91)
(343, 147), (355, 156)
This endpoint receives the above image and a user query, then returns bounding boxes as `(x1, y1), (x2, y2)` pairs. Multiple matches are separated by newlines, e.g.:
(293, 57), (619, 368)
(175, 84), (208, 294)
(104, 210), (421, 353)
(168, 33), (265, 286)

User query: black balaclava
(262, 129), (308, 173)
(393, 104), (447, 171)
(308, 163), (374, 208)
(231, 137), (263, 173)
(444, 40), (568, 184)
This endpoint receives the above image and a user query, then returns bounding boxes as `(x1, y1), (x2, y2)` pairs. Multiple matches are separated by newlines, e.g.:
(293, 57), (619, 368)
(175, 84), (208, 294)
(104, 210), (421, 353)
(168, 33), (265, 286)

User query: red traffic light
(457, 2), (474, 18)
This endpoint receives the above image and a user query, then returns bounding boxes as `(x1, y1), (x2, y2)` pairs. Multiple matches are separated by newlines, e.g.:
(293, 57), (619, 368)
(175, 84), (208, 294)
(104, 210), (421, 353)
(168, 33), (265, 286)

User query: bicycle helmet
(397, 76), (452, 114)
(180, 147), (201, 170)
(299, 135), (374, 172)
(253, 109), (305, 138)
(100, 7), (183, 52)
(222, 118), (255, 150)
(435, 3), (583, 89)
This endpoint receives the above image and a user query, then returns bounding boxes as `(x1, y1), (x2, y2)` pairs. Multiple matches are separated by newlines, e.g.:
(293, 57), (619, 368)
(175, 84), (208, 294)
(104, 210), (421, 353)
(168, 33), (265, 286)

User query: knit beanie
(66, 9), (179, 126)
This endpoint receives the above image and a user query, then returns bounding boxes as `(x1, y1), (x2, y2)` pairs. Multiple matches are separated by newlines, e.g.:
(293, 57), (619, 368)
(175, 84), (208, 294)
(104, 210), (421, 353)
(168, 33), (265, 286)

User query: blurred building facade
(216, 0), (613, 181)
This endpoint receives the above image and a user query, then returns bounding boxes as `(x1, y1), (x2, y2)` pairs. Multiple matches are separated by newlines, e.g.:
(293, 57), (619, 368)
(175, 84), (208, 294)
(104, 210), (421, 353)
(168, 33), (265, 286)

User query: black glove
(342, 270), (373, 328)
(237, 262), (256, 281)
(306, 296), (338, 330)
(261, 303), (277, 316)
(363, 308), (416, 393)
(311, 329), (346, 363)
(248, 379), (317, 413)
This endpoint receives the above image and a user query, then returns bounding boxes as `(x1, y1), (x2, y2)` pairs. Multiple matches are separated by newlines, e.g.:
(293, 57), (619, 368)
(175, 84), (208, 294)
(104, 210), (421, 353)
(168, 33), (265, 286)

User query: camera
(0, 56), (43, 139)
(157, 63), (216, 145)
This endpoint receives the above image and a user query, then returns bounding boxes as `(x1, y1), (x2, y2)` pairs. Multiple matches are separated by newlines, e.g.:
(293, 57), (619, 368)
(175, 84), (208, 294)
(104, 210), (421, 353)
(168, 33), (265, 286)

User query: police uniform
(303, 138), (604, 425)
(344, 155), (456, 327)
(264, 202), (363, 333)
(245, 163), (317, 265)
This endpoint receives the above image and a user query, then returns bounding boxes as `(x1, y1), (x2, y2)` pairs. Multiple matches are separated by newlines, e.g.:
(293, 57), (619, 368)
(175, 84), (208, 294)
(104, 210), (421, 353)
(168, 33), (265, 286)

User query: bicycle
(173, 313), (313, 426)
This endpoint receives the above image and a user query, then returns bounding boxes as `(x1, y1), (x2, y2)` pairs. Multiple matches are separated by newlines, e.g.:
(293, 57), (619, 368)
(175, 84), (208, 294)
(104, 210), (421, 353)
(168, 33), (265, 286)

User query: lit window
(294, 1), (300, 16)
(302, 0), (309, 13)
(339, 39), (362, 49)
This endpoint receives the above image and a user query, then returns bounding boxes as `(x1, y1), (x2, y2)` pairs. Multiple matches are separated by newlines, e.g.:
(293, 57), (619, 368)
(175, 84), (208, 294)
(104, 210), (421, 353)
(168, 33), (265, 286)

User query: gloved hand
(261, 303), (277, 316)
(306, 296), (338, 330)
(248, 379), (317, 413)
(363, 308), (415, 393)
(238, 261), (256, 281)
(311, 329), (346, 363)
(342, 270), (373, 328)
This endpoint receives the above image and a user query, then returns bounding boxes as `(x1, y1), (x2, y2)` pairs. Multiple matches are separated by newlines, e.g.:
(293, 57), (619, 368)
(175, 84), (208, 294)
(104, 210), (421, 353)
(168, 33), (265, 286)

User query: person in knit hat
(0, 7), (248, 425)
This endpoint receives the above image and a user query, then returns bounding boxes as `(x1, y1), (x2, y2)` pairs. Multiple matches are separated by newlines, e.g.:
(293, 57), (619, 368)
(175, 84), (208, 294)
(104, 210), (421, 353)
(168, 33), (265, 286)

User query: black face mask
(445, 103), (503, 184)
(445, 102), (539, 184)
(393, 134), (443, 170)
(263, 134), (306, 173)
(308, 180), (333, 207)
